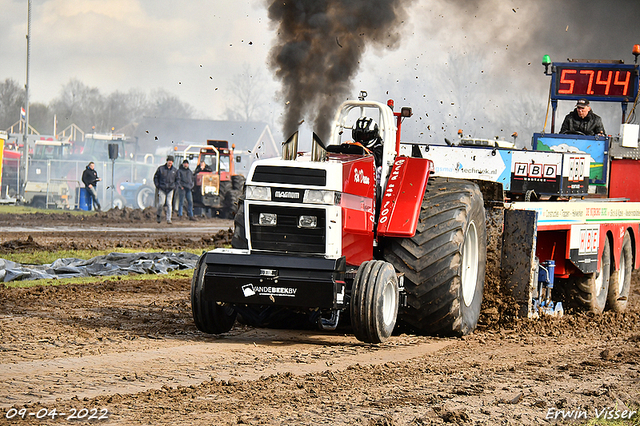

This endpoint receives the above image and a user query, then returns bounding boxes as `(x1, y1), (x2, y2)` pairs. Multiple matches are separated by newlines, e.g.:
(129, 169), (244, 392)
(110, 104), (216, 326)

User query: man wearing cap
(153, 155), (178, 224)
(176, 159), (196, 221)
(560, 99), (606, 136)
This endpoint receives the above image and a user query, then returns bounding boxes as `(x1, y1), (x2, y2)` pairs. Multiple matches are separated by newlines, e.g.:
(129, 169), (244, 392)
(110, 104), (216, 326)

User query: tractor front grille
(249, 204), (326, 254)
(252, 165), (327, 186)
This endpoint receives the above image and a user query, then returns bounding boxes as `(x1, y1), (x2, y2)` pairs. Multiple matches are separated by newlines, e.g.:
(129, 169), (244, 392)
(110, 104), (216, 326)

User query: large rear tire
(607, 231), (632, 312)
(191, 255), (237, 334)
(383, 177), (486, 336)
(350, 260), (399, 344)
(219, 181), (232, 198)
(223, 189), (240, 219)
(231, 174), (246, 191)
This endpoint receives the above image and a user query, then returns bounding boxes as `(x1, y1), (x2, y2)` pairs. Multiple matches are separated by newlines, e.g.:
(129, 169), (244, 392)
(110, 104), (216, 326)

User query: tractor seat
(326, 143), (369, 156)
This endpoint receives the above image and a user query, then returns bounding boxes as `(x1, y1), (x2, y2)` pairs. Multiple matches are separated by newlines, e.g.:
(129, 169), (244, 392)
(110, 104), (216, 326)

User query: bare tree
(0, 78), (25, 130)
(50, 79), (106, 132)
(433, 52), (495, 136)
(493, 93), (547, 148)
(28, 103), (54, 134)
(1, 78), (197, 135)
(224, 64), (270, 122)
(148, 89), (195, 119)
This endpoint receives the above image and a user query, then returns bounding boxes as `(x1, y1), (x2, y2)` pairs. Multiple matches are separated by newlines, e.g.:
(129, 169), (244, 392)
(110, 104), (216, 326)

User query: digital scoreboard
(551, 63), (638, 103)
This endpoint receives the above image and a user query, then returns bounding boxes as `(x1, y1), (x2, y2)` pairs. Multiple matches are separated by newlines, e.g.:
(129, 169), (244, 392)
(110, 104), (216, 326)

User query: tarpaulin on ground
(0, 252), (200, 283)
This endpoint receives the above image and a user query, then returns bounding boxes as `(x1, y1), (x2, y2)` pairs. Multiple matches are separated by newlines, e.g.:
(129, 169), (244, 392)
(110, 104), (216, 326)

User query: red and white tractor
(191, 96), (487, 343)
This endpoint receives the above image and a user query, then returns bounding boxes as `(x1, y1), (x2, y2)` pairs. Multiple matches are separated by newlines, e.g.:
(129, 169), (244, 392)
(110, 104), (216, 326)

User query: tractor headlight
(258, 212), (277, 226)
(204, 185), (217, 195)
(298, 215), (317, 228)
(246, 185), (271, 201)
(303, 189), (338, 205)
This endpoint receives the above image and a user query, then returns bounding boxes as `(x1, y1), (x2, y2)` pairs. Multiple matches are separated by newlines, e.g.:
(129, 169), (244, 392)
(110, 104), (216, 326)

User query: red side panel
(341, 157), (375, 265)
(609, 159), (640, 201)
(2, 150), (21, 160)
(377, 157), (432, 238)
(342, 156), (376, 198)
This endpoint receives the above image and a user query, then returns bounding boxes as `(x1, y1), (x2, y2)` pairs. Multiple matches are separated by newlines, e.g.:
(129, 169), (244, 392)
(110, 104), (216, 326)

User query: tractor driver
(352, 117), (383, 167)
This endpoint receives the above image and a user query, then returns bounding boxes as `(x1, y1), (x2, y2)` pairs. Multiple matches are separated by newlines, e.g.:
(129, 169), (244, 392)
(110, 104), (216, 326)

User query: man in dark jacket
(153, 155), (178, 224)
(176, 159), (195, 220)
(560, 99), (606, 136)
(81, 162), (101, 211)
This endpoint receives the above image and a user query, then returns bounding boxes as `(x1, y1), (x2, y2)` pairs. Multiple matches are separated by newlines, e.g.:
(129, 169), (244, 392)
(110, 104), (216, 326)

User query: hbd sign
(514, 163), (558, 180)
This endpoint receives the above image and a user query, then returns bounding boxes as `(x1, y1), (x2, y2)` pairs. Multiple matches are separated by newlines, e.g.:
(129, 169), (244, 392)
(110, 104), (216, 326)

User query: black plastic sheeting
(0, 252), (200, 283)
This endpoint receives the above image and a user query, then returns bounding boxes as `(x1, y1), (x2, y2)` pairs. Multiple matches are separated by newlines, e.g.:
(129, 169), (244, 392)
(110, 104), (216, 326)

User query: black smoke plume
(266, 0), (413, 141)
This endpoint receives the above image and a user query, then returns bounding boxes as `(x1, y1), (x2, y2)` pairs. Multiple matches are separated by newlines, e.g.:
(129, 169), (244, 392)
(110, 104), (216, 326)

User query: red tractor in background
(192, 140), (245, 219)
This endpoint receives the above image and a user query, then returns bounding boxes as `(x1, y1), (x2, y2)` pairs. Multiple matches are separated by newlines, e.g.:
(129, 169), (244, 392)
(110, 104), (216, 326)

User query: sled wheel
(383, 177), (486, 336)
(191, 254), (237, 334)
(607, 230), (632, 312)
(567, 237), (610, 314)
(231, 197), (248, 249)
(350, 260), (399, 344)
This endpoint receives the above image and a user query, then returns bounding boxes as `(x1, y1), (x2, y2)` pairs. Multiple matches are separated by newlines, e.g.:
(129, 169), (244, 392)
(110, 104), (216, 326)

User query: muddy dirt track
(0, 209), (639, 425)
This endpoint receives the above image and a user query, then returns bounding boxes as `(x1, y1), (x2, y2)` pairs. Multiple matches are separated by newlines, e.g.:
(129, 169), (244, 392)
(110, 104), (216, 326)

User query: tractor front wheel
(350, 260), (399, 344)
(191, 255), (237, 334)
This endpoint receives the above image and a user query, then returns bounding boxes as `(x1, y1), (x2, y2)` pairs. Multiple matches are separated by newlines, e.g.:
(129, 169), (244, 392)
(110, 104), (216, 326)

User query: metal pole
(21, 0), (32, 200)
(111, 158), (115, 209)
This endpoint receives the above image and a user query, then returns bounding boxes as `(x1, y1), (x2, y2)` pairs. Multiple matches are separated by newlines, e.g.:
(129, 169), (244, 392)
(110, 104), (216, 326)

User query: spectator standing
(81, 162), (102, 211)
(177, 159), (196, 221)
(154, 155), (178, 224)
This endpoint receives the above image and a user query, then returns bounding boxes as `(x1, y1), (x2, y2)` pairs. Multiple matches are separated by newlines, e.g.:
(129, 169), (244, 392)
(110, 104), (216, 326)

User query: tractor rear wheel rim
(461, 221), (479, 307)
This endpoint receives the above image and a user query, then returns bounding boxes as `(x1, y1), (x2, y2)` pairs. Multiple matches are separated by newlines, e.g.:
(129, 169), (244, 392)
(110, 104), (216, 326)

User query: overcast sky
(2, 0), (639, 143)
